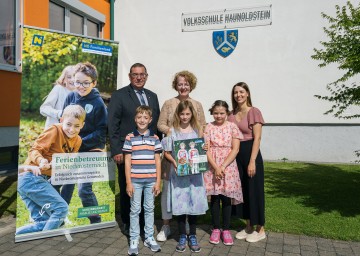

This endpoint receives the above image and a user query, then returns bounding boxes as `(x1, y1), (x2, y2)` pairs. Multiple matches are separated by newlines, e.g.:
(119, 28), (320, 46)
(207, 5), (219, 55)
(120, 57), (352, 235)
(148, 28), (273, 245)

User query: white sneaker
(144, 236), (161, 252)
(64, 216), (73, 225)
(245, 231), (266, 243)
(128, 239), (139, 255)
(156, 225), (171, 242)
(235, 229), (253, 240)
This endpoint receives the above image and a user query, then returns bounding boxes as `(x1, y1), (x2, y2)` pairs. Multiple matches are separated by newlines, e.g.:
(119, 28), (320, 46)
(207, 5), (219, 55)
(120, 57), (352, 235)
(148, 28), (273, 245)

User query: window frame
(69, 10), (84, 35)
(86, 18), (100, 38)
(49, 0), (104, 39)
(49, 1), (65, 32)
(0, 0), (21, 73)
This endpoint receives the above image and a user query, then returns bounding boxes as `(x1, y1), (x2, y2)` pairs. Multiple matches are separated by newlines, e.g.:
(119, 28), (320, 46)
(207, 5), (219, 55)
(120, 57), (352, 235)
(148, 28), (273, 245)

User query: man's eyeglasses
(74, 81), (93, 88)
(130, 73), (148, 78)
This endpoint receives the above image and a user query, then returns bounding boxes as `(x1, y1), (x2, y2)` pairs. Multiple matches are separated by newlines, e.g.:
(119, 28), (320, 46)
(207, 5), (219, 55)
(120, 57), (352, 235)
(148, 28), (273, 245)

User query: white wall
(262, 126), (359, 163)
(114, 0), (360, 163)
(115, 0), (359, 123)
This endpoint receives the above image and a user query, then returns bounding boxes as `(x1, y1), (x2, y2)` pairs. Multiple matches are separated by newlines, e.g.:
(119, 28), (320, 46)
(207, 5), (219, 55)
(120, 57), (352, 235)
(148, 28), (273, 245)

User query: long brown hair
(231, 82), (253, 112)
(172, 100), (201, 133)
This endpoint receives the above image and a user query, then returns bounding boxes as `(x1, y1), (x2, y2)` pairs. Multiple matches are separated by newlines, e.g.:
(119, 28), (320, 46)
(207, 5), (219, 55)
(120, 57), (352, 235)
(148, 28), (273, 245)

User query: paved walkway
(0, 216), (359, 256)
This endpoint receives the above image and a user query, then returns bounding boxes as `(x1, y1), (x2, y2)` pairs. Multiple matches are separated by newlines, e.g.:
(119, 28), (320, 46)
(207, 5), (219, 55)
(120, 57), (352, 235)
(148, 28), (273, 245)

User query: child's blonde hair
(135, 105), (152, 117)
(56, 65), (75, 87)
(173, 100), (201, 132)
(62, 105), (86, 122)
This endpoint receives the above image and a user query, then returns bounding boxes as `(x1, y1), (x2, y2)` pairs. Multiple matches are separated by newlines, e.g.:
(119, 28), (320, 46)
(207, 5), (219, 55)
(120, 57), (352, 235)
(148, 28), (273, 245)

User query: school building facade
(1, 0), (359, 173)
(114, 0), (359, 164)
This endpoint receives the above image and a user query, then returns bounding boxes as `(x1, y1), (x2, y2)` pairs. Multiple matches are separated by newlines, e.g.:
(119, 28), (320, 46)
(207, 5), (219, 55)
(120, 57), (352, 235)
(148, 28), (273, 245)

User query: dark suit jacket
(108, 84), (160, 157)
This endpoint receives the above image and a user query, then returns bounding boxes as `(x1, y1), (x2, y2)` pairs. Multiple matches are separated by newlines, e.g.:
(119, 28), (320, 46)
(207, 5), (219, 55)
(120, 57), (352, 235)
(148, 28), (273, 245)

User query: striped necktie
(136, 90), (146, 106)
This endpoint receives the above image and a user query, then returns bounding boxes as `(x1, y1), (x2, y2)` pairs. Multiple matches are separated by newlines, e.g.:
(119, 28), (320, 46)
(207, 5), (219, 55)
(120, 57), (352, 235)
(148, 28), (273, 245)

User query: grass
(2, 161), (359, 241)
(263, 162), (360, 241)
(18, 112), (45, 163)
(0, 175), (17, 217)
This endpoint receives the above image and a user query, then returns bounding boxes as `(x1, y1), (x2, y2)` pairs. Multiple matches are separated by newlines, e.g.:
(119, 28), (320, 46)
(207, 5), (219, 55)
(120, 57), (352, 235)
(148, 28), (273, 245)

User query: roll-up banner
(15, 27), (118, 242)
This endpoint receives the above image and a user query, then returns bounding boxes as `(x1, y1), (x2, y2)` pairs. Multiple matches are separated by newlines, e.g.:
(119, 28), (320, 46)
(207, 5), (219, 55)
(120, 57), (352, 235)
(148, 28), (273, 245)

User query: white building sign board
(182, 5), (272, 32)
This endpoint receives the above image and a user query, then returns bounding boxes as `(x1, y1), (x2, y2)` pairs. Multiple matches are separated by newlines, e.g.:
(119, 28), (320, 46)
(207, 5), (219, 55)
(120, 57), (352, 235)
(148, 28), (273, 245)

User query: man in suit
(108, 63), (160, 235)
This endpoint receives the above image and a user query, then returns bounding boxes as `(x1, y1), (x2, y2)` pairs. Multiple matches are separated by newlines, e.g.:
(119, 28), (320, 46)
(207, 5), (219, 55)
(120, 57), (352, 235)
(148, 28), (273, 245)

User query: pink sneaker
(221, 230), (234, 245)
(209, 229), (221, 244)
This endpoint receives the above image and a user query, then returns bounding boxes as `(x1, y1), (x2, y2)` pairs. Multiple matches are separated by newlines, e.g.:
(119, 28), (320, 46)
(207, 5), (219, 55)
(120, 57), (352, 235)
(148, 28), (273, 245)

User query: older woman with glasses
(156, 70), (206, 242)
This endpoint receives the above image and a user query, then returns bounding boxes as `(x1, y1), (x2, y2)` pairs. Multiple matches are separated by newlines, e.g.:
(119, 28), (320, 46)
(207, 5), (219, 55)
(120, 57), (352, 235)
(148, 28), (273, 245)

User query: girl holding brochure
(157, 70), (206, 242)
(162, 100), (208, 253)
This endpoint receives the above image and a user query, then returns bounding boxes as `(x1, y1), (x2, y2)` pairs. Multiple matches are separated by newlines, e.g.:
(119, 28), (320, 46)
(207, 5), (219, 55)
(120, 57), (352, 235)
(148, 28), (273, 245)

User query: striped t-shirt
(122, 129), (162, 182)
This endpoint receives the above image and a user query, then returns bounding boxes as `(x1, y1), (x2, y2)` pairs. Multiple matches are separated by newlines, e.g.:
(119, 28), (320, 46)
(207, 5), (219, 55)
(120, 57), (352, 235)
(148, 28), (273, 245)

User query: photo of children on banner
(173, 138), (208, 176)
(59, 62), (107, 224)
(16, 105), (86, 235)
(16, 27), (119, 242)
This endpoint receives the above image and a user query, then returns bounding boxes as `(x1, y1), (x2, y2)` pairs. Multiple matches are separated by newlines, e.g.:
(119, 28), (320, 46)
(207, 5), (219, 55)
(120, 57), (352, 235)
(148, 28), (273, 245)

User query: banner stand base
(15, 221), (116, 243)
(64, 232), (73, 242)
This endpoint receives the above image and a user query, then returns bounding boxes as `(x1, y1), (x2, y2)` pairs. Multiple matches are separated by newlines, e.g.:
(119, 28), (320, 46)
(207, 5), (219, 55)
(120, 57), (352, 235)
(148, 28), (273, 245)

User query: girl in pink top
(204, 100), (243, 246)
(227, 82), (266, 243)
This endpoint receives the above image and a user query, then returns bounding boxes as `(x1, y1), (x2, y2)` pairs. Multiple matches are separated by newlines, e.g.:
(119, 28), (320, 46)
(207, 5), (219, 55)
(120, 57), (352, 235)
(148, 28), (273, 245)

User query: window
(0, 0), (20, 72)
(49, 2), (65, 31)
(49, 0), (104, 38)
(87, 19), (99, 38)
(70, 11), (84, 35)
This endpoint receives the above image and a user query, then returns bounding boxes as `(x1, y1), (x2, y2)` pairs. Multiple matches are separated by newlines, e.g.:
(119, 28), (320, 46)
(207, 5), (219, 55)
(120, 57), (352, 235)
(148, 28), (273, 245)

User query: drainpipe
(110, 0), (114, 40)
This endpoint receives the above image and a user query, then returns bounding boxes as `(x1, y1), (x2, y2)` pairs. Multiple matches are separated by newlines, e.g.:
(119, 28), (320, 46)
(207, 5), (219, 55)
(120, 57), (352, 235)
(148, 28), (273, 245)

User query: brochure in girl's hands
(174, 138), (208, 176)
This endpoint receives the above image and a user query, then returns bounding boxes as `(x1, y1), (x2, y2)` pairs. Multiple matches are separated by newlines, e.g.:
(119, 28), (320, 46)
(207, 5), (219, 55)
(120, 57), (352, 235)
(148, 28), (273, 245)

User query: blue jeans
(16, 172), (68, 235)
(130, 181), (155, 241)
(53, 184), (74, 204)
(78, 182), (101, 223)
(61, 182), (101, 224)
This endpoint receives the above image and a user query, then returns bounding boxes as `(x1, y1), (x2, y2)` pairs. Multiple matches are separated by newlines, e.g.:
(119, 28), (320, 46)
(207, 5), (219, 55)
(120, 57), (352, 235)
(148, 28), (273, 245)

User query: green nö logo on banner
(213, 30), (238, 58)
(78, 205), (110, 218)
(32, 35), (44, 46)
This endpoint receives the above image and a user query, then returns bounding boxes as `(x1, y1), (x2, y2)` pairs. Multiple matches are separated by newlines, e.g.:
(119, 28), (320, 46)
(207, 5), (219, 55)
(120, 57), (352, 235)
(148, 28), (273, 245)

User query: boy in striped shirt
(123, 106), (162, 255)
